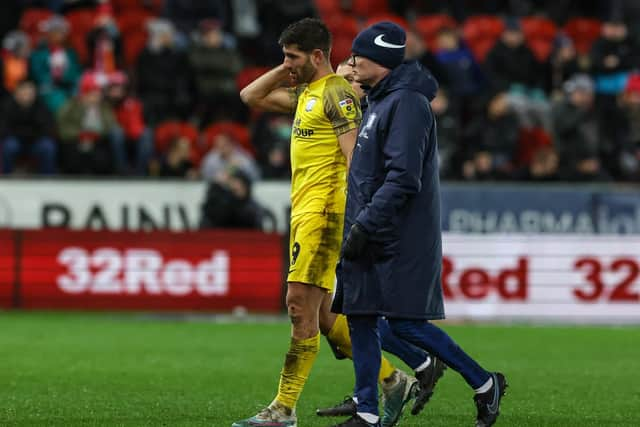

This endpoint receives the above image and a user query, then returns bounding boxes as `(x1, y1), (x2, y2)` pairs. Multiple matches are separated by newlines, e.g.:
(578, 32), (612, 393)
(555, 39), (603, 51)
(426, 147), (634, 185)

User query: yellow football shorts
(287, 212), (344, 291)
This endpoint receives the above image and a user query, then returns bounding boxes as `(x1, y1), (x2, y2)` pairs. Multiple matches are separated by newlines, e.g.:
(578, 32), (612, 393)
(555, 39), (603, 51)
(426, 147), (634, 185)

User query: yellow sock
(326, 314), (353, 358)
(326, 314), (397, 384)
(274, 333), (320, 410)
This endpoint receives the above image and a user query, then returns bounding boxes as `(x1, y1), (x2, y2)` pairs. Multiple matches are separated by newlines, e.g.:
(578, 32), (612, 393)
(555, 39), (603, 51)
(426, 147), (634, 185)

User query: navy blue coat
(332, 61), (445, 320)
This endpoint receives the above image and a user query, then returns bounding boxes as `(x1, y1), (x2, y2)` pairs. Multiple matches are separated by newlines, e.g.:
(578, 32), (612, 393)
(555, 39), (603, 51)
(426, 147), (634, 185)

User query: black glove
(342, 223), (369, 261)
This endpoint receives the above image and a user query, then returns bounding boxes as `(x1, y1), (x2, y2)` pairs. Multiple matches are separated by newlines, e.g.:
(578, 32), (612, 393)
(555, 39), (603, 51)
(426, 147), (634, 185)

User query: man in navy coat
(331, 22), (508, 427)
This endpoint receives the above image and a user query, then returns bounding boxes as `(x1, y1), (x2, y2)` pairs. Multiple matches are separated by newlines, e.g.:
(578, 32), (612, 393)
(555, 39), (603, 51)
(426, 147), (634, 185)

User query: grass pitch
(1, 312), (639, 426)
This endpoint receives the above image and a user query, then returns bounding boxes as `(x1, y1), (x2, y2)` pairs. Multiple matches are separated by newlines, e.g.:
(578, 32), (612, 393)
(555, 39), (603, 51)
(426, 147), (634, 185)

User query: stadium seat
(236, 66), (271, 91)
(414, 14), (457, 48)
(65, 8), (98, 65)
(563, 17), (602, 55)
(462, 15), (505, 62)
(122, 32), (148, 68)
(154, 121), (200, 157)
(201, 122), (254, 157)
(19, 8), (53, 44)
(351, 0), (389, 18)
(331, 34), (354, 67)
(116, 10), (154, 35)
(364, 14), (410, 31)
(324, 12), (360, 40)
(315, 0), (342, 19)
(111, 0), (163, 15)
(521, 16), (558, 61)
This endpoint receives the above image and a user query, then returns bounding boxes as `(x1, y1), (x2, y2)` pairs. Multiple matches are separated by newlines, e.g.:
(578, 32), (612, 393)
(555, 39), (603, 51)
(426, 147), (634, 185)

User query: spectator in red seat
(463, 91), (521, 180)
(484, 17), (550, 129)
(188, 19), (244, 125)
(87, 3), (124, 75)
(590, 18), (639, 96)
(1, 80), (56, 174)
(29, 15), (81, 113)
(433, 27), (484, 98)
(552, 74), (610, 181)
(135, 19), (193, 126)
(200, 132), (259, 182)
(404, 28), (450, 90)
(549, 33), (584, 96)
(1, 31), (31, 99)
(56, 72), (125, 175)
(607, 74), (640, 179)
(157, 135), (198, 179)
(104, 71), (153, 175)
(430, 88), (462, 179)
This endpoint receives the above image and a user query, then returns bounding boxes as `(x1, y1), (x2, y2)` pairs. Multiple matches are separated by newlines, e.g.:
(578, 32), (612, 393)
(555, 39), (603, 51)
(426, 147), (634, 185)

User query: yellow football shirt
(289, 73), (362, 216)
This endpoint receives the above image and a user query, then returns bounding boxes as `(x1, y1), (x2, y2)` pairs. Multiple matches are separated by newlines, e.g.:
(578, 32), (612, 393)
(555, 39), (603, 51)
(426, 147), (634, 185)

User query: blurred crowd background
(2, 0), (640, 184)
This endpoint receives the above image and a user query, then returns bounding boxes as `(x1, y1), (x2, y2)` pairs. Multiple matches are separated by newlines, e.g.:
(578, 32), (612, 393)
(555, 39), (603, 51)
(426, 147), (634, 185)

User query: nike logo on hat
(373, 34), (406, 49)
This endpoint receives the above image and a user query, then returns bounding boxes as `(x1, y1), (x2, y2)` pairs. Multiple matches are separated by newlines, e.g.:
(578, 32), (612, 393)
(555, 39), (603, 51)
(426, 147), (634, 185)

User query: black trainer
(331, 415), (381, 427)
(411, 357), (447, 415)
(317, 396), (357, 417)
(474, 372), (508, 427)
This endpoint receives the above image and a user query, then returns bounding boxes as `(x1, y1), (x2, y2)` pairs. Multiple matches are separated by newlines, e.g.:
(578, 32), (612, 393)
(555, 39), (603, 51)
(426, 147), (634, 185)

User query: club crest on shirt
(305, 98), (317, 112)
(339, 98), (356, 118)
(358, 112), (377, 139)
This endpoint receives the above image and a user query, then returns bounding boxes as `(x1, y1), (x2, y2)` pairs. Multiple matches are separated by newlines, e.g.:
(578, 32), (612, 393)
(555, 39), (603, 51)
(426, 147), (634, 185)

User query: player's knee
(318, 311), (336, 335)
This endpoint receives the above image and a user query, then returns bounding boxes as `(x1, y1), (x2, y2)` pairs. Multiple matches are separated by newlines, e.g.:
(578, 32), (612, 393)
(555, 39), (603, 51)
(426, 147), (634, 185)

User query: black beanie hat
(351, 21), (406, 70)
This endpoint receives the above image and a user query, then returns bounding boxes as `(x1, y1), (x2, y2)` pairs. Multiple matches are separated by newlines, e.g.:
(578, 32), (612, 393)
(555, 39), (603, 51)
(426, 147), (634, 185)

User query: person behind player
(232, 18), (418, 427)
(332, 21), (507, 427)
(313, 60), (447, 422)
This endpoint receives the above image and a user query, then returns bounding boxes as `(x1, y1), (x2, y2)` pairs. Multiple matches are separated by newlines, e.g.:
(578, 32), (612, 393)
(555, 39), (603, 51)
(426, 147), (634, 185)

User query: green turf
(1, 312), (639, 426)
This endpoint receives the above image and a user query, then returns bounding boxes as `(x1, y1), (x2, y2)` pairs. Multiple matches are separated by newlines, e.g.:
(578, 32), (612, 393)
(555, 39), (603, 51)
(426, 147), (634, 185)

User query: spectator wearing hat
(463, 91), (521, 180)
(135, 19), (194, 126)
(0, 31), (31, 99)
(104, 71), (153, 175)
(29, 15), (81, 113)
(87, 3), (124, 75)
(484, 17), (551, 130)
(188, 19), (244, 125)
(552, 74), (609, 181)
(1, 80), (56, 174)
(56, 72), (125, 175)
(334, 20), (507, 427)
(606, 73), (640, 179)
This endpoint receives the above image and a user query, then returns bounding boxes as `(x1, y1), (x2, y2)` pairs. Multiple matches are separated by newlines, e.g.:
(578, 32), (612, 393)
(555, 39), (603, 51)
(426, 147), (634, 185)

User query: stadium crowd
(2, 0), (640, 182)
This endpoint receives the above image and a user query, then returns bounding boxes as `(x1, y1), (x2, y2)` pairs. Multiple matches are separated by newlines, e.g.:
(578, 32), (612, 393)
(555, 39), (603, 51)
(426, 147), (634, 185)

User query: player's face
(348, 54), (386, 88)
(336, 63), (365, 100)
(282, 45), (317, 85)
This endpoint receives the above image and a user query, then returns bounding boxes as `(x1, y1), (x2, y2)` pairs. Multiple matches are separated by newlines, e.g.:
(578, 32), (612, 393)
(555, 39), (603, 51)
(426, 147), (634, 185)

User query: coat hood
(368, 60), (438, 102)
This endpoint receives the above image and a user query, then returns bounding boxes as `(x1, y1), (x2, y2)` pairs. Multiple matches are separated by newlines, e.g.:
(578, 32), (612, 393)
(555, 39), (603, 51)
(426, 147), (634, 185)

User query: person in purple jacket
(331, 22), (508, 427)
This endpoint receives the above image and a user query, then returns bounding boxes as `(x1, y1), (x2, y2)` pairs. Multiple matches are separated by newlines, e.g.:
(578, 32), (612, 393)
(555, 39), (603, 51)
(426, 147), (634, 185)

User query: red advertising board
(19, 229), (283, 311)
(0, 230), (15, 308)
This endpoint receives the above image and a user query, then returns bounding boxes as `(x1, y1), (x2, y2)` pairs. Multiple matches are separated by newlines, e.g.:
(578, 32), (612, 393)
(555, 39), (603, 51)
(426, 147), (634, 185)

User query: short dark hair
(278, 18), (332, 58)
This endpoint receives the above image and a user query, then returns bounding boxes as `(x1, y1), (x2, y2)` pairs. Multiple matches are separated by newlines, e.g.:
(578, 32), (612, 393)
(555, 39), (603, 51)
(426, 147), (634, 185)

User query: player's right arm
(239, 64), (295, 114)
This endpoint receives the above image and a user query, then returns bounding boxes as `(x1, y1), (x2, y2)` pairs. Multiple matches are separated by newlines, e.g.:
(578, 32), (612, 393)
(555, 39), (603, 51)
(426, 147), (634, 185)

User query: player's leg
(318, 296), (416, 427)
(378, 318), (446, 415)
(387, 318), (507, 427)
(232, 282), (324, 427)
(329, 314), (381, 427)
